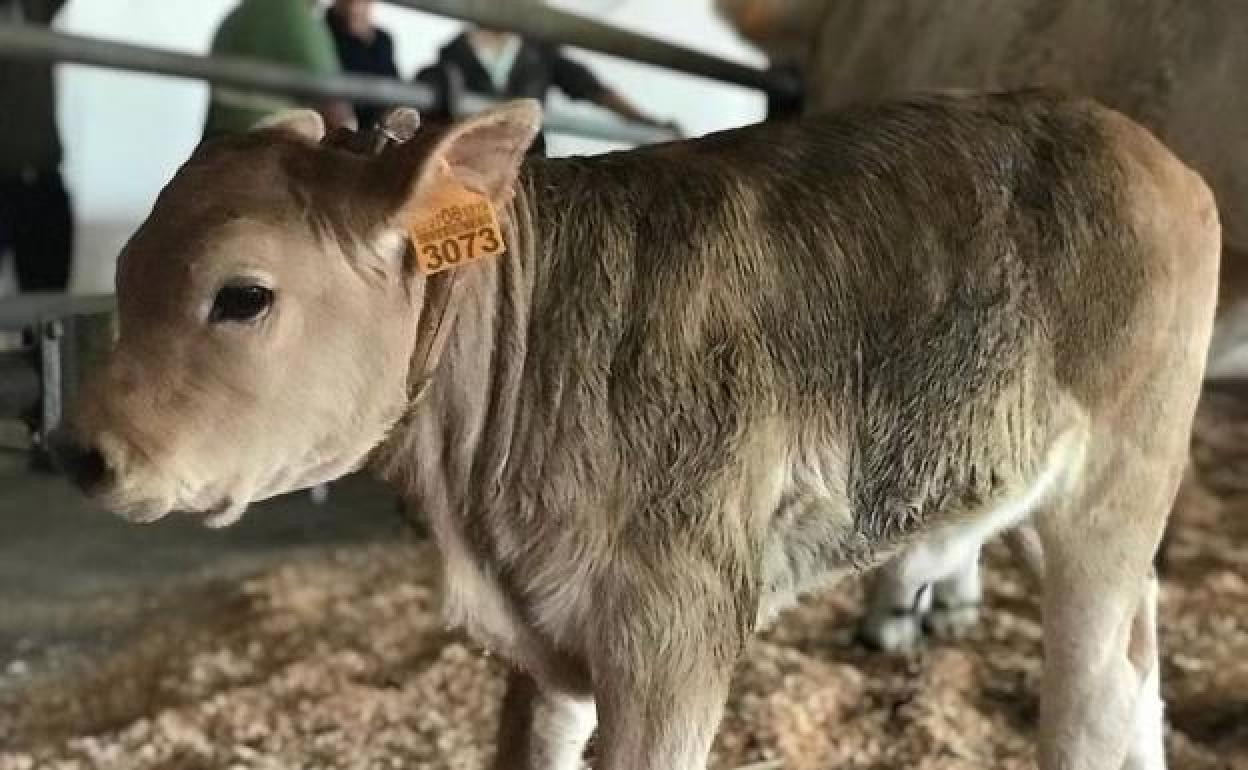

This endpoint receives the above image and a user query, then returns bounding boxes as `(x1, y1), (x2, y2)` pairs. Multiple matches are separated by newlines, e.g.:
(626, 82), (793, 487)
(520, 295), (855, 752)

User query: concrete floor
(0, 426), (412, 691)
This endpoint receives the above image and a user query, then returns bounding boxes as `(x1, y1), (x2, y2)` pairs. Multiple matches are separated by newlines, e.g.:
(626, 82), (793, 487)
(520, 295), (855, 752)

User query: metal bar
(0, 23), (431, 107)
(0, 293), (115, 331)
(382, 0), (798, 97)
(0, 24), (676, 144)
(39, 319), (63, 437)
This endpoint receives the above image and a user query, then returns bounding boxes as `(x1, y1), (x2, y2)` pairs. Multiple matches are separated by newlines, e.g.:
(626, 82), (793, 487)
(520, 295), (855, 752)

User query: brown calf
(56, 90), (1217, 769)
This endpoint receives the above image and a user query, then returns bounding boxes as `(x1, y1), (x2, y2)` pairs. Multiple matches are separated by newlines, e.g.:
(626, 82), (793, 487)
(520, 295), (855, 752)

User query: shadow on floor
(0, 446), (414, 687)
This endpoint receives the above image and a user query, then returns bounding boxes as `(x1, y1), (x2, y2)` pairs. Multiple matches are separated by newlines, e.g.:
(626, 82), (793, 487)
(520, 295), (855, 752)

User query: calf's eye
(210, 285), (274, 324)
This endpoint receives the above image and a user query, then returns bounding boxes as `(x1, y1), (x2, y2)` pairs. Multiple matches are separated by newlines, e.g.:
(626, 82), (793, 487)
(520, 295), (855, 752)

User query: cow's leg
(590, 567), (747, 770)
(1124, 574), (1165, 770)
(493, 668), (596, 770)
(492, 669), (596, 770)
(860, 551), (933, 651)
(1036, 455), (1172, 770)
(925, 548), (982, 639)
(861, 537), (983, 651)
(1004, 523), (1046, 584)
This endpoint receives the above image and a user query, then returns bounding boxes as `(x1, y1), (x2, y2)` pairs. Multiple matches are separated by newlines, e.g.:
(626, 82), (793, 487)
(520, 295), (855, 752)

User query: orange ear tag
(408, 163), (506, 275)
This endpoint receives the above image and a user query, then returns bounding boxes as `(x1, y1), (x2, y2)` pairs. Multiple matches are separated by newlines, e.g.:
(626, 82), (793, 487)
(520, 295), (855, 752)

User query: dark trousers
(0, 169), (74, 292)
(0, 169), (73, 450)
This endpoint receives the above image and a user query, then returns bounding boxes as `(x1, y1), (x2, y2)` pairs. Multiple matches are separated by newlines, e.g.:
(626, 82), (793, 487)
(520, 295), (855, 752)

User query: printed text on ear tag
(409, 174), (505, 275)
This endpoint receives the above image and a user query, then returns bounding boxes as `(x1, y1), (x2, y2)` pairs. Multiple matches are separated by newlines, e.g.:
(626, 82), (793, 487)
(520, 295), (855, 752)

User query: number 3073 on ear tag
(410, 183), (505, 275)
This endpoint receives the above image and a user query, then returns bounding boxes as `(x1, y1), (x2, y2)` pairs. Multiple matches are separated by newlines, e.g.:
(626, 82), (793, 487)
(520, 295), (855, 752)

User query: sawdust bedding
(2, 385), (1247, 769)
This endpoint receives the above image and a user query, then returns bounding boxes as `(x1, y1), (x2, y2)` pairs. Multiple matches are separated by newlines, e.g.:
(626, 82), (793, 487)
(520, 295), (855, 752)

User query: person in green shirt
(202, 0), (356, 141)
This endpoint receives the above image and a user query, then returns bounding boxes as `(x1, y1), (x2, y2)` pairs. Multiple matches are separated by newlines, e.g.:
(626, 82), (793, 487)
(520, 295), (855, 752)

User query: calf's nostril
(74, 447), (111, 492)
(50, 435), (115, 494)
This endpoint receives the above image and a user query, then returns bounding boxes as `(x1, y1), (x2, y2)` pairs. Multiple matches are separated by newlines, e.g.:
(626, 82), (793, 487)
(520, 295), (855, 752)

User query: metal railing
(0, 24), (678, 146)
(0, 293), (115, 332)
(381, 0), (797, 97)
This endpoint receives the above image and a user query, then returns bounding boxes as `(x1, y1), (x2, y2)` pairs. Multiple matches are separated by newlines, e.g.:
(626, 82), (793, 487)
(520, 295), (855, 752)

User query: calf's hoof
(859, 611), (923, 652)
(923, 601), (980, 640)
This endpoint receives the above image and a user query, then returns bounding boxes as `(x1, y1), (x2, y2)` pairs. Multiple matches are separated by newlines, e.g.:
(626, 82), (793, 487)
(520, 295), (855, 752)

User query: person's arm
(596, 89), (681, 134)
(550, 48), (680, 135)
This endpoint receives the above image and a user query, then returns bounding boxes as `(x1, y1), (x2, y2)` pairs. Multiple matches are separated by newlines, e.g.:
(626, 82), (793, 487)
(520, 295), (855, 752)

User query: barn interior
(1, 2), (1246, 769)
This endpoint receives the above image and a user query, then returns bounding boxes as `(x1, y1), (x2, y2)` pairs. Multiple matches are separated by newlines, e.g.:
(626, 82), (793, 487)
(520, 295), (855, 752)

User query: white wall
(48, 0), (765, 294)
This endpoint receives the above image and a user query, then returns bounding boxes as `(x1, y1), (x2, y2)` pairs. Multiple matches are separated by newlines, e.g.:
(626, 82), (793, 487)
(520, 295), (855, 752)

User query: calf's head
(54, 100), (542, 526)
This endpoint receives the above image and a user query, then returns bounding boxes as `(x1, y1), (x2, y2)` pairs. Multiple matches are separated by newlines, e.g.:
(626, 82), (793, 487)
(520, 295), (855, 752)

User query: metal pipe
(0, 293), (115, 331)
(0, 24), (676, 144)
(383, 0), (798, 97)
(0, 23), (430, 107)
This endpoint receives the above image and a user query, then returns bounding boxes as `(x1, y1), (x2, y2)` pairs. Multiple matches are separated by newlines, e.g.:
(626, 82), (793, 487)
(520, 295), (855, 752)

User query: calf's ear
(252, 109), (327, 142)
(387, 99), (542, 214)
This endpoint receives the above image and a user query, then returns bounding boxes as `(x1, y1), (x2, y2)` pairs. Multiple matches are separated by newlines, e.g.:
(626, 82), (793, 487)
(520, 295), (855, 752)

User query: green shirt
(202, 0), (341, 140)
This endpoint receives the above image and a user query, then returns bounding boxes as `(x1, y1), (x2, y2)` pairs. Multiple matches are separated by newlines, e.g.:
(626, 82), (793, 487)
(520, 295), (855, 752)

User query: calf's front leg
(588, 560), (750, 770)
(862, 536), (985, 651)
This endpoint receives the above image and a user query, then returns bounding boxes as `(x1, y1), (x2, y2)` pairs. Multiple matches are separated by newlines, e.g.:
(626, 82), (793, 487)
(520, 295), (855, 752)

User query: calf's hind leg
(492, 669), (596, 770)
(1036, 444), (1177, 770)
